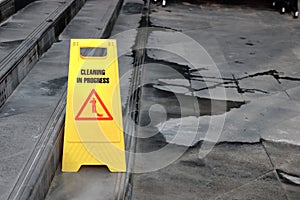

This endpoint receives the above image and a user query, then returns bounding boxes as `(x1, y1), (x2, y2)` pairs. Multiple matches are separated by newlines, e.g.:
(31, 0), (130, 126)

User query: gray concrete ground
(0, 1), (83, 198)
(0, 39), (69, 199)
(131, 1), (300, 199)
(1, 0), (300, 199)
(0, 0), (121, 199)
(0, 0), (68, 60)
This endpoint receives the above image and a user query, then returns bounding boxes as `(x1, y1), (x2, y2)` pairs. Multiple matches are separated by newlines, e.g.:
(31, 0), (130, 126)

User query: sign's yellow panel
(62, 39), (126, 172)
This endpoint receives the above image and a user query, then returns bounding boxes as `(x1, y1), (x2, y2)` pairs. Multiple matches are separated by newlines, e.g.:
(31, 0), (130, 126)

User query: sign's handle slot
(80, 47), (107, 58)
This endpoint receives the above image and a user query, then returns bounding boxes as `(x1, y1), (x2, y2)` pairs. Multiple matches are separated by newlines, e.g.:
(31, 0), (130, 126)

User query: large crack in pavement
(191, 69), (300, 95)
(130, 1), (300, 198)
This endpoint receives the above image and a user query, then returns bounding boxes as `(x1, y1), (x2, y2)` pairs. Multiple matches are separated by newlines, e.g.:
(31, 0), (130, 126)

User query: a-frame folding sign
(62, 39), (126, 172)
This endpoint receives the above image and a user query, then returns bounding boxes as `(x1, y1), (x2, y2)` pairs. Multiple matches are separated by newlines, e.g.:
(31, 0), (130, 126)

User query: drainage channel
(114, 0), (151, 199)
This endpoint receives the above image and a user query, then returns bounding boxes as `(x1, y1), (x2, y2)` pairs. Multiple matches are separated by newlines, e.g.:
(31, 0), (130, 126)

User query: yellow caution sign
(62, 39), (126, 172)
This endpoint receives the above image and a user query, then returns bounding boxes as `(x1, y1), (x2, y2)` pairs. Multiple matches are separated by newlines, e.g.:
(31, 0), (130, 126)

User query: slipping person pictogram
(75, 89), (113, 120)
(90, 97), (103, 117)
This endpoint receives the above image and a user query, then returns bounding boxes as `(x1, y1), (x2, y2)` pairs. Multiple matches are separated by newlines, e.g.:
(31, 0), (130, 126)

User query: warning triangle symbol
(75, 89), (113, 121)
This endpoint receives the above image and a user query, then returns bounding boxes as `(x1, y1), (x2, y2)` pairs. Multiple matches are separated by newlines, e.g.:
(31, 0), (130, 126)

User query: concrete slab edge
(6, 0), (124, 199)
(0, 0), (86, 108)
(7, 90), (67, 200)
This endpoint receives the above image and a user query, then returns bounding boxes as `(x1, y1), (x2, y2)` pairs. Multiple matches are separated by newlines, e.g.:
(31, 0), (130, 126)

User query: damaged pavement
(126, 0), (300, 199)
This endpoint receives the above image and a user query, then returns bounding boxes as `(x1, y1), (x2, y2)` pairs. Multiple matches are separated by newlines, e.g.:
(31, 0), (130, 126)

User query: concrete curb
(0, 0), (47, 22)
(3, 0), (87, 199)
(0, 0), (86, 108)
(6, 0), (124, 199)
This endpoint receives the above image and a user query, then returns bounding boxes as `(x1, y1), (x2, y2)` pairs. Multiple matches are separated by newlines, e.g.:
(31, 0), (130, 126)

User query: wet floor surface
(131, 0), (300, 199)
(1, 0), (299, 199)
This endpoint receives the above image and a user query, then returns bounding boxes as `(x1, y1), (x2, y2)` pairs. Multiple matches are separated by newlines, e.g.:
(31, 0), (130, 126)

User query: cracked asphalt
(7, 0), (299, 199)
(127, 0), (300, 199)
